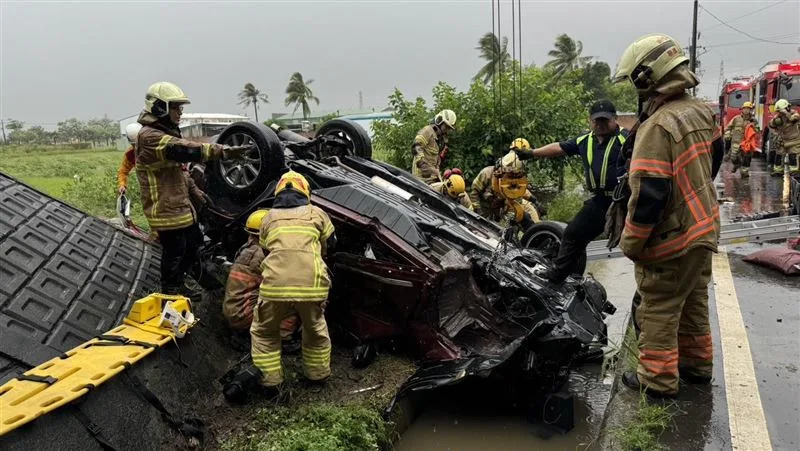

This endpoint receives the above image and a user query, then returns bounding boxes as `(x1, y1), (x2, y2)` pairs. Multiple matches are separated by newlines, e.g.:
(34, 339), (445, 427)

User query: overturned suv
(196, 119), (615, 422)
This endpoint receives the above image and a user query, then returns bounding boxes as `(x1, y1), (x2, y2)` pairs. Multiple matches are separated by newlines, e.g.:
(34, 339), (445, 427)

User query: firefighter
(251, 171), (336, 392)
(223, 209), (299, 340)
(725, 101), (758, 176)
(135, 81), (250, 295)
(412, 110), (457, 183)
(769, 99), (800, 175)
(470, 138), (532, 216)
(118, 123), (142, 194)
(430, 172), (473, 210)
(516, 101), (628, 283)
(480, 150), (540, 228)
(613, 34), (720, 398)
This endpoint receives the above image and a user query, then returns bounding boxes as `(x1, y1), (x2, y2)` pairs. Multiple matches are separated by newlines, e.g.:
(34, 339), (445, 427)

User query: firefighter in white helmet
(611, 34), (720, 399)
(136, 81), (251, 296)
(412, 109), (457, 183)
(769, 98), (800, 174)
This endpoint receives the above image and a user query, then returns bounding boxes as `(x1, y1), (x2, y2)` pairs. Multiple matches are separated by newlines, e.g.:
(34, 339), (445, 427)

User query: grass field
(0, 146), (148, 229)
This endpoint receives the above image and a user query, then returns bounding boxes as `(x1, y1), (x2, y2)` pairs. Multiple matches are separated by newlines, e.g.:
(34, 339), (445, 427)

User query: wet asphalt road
(400, 158), (798, 450)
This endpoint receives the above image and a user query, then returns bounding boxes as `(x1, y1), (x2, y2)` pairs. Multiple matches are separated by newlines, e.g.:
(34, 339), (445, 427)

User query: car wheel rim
(525, 230), (561, 258)
(219, 132), (261, 189)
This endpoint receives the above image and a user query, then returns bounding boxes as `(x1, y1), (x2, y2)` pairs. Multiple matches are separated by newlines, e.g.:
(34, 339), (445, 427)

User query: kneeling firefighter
(250, 171), (336, 394)
(223, 209), (299, 339)
(430, 170), (474, 210)
(487, 151), (540, 229)
(136, 81), (251, 295)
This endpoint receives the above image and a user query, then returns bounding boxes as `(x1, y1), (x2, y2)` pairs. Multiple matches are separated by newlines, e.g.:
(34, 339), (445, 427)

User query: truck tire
(316, 118), (373, 159)
(207, 121), (285, 207)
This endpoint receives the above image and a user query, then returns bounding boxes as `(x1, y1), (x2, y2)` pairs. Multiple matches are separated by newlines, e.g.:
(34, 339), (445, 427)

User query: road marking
(712, 248), (772, 451)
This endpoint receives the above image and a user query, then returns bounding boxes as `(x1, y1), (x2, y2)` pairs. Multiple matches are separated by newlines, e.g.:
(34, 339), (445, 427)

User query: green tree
(580, 61), (611, 100)
(473, 32), (511, 84)
(57, 118), (86, 144)
(545, 34), (592, 81)
(373, 67), (589, 190)
(285, 72), (319, 120)
(238, 82), (269, 122)
(606, 81), (639, 113)
(6, 119), (24, 132)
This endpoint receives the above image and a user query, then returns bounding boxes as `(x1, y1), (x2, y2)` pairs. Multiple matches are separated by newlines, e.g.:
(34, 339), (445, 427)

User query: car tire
(207, 121), (285, 206)
(520, 221), (586, 273)
(315, 118), (373, 159)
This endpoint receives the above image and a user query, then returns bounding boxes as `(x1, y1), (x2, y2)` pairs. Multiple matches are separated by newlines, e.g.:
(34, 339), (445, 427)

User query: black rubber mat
(0, 172), (161, 384)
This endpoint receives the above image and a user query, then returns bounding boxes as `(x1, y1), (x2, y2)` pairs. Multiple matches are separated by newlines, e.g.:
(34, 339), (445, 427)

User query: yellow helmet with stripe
(444, 174), (466, 198)
(275, 171), (311, 198)
(245, 209), (269, 234)
(509, 138), (531, 151)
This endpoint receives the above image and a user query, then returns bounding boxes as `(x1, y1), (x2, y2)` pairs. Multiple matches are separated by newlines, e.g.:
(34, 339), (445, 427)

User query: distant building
(270, 108), (389, 131)
(117, 113), (249, 149)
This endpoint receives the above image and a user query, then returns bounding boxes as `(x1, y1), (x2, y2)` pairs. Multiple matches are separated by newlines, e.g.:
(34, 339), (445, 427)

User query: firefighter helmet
(776, 99), (790, 113)
(509, 138), (531, 151)
(144, 82), (190, 118)
(613, 34), (689, 90)
(434, 109), (457, 129)
(742, 101), (754, 109)
(125, 123), (142, 144)
(275, 171), (311, 198)
(444, 174), (466, 198)
(245, 209), (270, 234)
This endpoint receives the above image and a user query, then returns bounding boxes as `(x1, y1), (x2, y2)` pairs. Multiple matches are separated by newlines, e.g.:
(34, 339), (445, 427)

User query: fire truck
(753, 60), (800, 168)
(720, 60), (800, 168)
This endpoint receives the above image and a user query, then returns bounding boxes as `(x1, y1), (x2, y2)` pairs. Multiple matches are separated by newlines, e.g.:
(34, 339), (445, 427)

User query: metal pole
(690, 0), (699, 96)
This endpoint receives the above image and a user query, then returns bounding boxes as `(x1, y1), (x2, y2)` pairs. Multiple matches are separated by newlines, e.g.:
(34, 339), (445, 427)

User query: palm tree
(238, 83), (269, 122)
(473, 32), (511, 84)
(544, 34), (592, 81)
(284, 72), (319, 120)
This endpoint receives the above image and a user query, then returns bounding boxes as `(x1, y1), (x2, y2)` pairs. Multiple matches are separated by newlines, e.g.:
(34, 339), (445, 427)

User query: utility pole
(690, 0), (699, 96)
(0, 120), (6, 145)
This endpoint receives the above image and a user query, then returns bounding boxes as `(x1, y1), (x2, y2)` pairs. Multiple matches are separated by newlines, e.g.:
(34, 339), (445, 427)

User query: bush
(61, 169), (148, 229)
(545, 190), (585, 222)
(372, 67), (590, 186)
(222, 403), (389, 451)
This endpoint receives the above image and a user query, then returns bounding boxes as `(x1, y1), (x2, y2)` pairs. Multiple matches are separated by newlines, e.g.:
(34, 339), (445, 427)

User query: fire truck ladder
(586, 215), (800, 261)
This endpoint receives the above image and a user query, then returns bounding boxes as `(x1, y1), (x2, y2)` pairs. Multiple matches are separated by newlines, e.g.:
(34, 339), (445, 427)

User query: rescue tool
(0, 294), (196, 436)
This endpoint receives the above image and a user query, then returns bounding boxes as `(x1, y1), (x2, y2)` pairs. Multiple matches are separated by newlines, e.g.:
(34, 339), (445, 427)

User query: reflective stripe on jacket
(223, 241), (264, 330)
(574, 131), (627, 190)
(135, 113), (221, 231)
(621, 93), (720, 263)
(259, 205), (335, 302)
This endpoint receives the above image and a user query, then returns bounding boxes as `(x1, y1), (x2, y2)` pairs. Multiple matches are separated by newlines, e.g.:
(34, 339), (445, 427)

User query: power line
(699, 5), (800, 45)
(706, 33), (800, 49)
(701, 0), (788, 32)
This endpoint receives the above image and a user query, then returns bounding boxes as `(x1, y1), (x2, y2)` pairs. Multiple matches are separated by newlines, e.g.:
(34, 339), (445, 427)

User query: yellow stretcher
(0, 293), (196, 436)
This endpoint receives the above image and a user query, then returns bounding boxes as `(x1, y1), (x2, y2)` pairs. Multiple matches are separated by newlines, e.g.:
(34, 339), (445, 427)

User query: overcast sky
(1, 0), (798, 128)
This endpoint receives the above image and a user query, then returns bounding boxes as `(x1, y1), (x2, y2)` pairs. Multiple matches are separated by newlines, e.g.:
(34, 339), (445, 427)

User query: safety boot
(181, 276), (206, 302)
(621, 371), (677, 399)
(678, 367), (712, 385)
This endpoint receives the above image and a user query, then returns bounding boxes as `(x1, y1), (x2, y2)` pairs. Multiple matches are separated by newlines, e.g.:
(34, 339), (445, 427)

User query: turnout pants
(157, 223), (203, 293)
(551, 195), (612, 280)
(634, 247), (713, 394)
(250, 299), (331, 386)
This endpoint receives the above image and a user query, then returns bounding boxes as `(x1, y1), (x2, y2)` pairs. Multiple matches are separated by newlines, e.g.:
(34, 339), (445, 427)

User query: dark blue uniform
(551, 127), (628, 281)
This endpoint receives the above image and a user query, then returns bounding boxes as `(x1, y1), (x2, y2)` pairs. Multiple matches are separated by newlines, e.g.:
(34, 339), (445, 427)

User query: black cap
(589, 100), (617, 120)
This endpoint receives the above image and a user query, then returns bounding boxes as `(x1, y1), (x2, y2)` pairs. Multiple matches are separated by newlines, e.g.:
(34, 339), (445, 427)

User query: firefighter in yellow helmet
(725, 100), (759, 176)
(224, 209), (299, 342)
(412, 109), (457, 183)
(613, 34), (720, 398)
(470, 138), (535, 217)
(482, 150), (540, 228)
(250, 171), (336, 393)
(136, 81), (251, 295)
(769, 98), (800, 175)
(430, 172), (474, 210)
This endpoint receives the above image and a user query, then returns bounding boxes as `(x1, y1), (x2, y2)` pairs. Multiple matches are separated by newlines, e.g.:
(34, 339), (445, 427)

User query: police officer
(516, 100), (628, 282)
(412, 110), (457, 183)
(614, 34), (720, 398)
(136, 81), (250, 295)
(725, 101), (758, 176)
